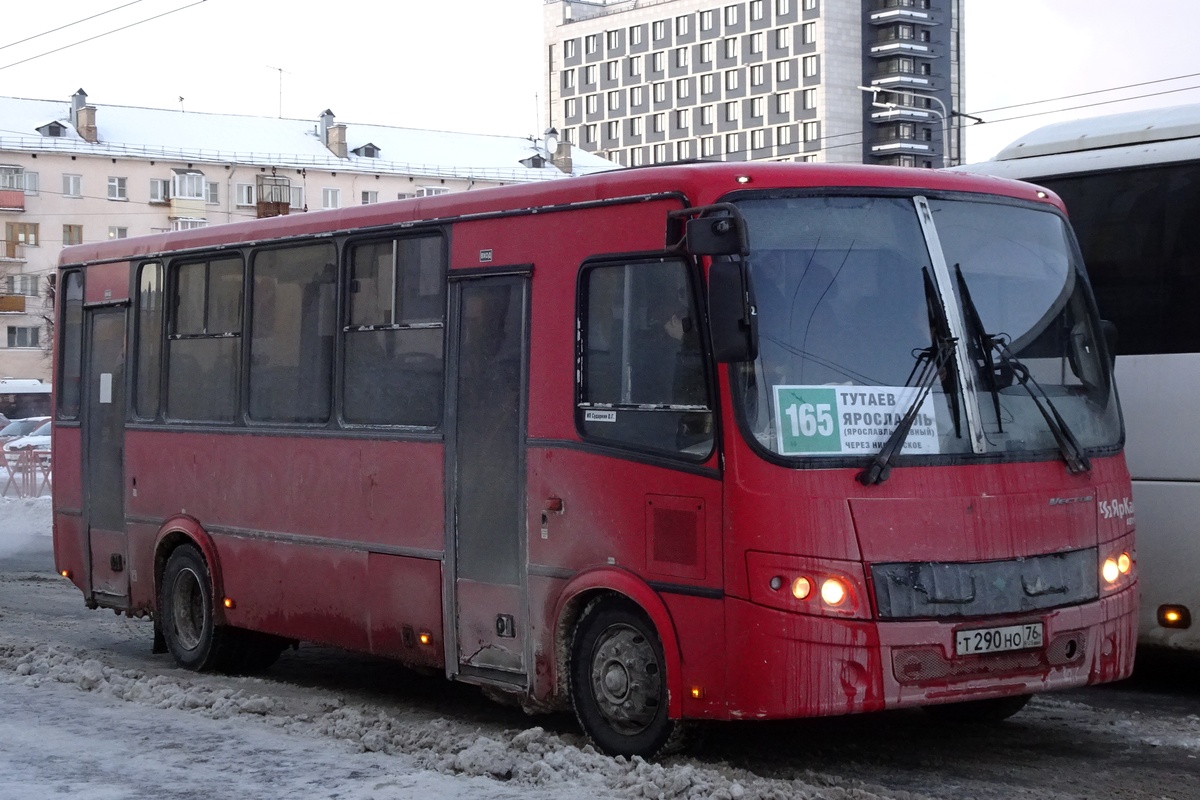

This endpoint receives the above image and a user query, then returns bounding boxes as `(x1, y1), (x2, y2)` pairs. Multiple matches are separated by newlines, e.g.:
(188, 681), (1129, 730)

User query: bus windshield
(733, 194), (1121, 462)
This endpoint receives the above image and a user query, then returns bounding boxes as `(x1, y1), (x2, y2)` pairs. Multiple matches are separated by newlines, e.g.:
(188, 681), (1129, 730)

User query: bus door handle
(541, 497), (564, 540)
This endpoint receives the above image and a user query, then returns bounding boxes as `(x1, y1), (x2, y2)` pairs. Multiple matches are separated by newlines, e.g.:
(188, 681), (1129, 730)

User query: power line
(0, 0), (208, 72)
(966, 70), (1200, 116)
(0, 1), (149, 52)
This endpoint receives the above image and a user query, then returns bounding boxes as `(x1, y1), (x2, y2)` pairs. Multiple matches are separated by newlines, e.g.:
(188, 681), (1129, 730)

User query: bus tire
(569, 598), (687, 759)
(158, 544), (237, 672)
(923, 693), (1032, 724)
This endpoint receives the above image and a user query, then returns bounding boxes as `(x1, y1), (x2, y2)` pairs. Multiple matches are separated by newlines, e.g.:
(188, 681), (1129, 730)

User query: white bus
(958, 103), (1200, 652)
(0, 378), (51, 420)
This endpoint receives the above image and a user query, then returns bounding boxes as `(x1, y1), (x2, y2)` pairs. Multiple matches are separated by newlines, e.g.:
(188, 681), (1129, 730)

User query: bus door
(446, 273), (530, 684)
(83, 307), (129, 603)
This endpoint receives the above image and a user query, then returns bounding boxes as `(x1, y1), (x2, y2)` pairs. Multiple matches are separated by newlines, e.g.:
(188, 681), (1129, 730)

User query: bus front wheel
(569, 598), (686, 759)
(158, 544), (237, 672)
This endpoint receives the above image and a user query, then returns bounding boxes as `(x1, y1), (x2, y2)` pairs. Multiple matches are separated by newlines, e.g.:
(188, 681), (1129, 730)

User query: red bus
(52, 163), (1136, 758)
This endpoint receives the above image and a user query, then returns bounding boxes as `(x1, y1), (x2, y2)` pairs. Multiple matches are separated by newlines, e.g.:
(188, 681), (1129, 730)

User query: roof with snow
(992, 103), (1200, 161)
(0, 93), (617, 182)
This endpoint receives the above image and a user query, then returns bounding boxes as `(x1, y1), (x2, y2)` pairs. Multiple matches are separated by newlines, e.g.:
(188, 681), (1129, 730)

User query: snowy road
(3, 496), (1200, 799)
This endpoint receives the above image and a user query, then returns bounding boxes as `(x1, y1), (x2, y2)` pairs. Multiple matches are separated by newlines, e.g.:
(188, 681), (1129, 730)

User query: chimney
(69, 89), (98, 143)
(319, 109), (335, 142)
(326, 123), (348, 159)
(552, 141), (573, 175)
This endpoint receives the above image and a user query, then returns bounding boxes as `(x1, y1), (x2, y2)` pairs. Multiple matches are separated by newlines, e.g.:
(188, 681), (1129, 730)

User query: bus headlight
(1100, 536), (1135, 595)
(747, 552), (870, 619)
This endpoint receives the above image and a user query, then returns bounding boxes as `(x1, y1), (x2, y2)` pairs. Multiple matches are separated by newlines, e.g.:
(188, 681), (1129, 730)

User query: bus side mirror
(685, 216), (745, 256)
(709, 259), (758, 362)
(1100, 319), (1118, 368)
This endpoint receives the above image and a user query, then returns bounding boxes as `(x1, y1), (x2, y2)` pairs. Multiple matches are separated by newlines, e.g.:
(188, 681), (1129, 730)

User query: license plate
(955, 622), (1044, 656)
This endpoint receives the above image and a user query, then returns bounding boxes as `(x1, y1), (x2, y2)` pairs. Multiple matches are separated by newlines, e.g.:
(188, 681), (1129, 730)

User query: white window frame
(322, 187), (341, 209)
(653, 112), (666, 132)
(724, 37), (738, 59)
(653, 51), (666, 72)
(607, 90), (621, 111)
(236, 183), (255, 207)
(563, 69), (576, 89)
(6, 326), (40, 349)
(777, 60), (792, 81)
(802, 22), (815, 44)
(700, 105), (714, 125)
(654, 82), (667, 103)
(587, 94), (599, 114)
(702, 136), (716, 157)
(566, 98), (578, 117)
(803, 54), (818, 77)
(149, 178), (169, 203)
(675, 47), (688, 68)
(676, 108), (692, 128)
(676, 15), (690, 35)
(701, 41), (714, 62)
(586, 34), (598, 54)
(778, 92), (793, 113)
(725, 101), (739, 122)
(565, 39), (577, 59)
(751, 64), (765, 86)
(607, 60), (620, 80)
(630, 117), (643, 136)
(290, 186), (304, 209)
(752, 129), (766, 149)
(802, 88), (816, 109)
(107, 176), (127, 201)
(62, 174), (82, 198)
(206, 181), (219, 205)
(586, 65), (597, 84)
(700, 10), (714, 30)
(776, 28), (792, 49)
(171, 218), (207, 231)
(629, 25), (643, 46)
(361, 190), (378, 205)
(701, 73), (715, 94)
(172, 171), (204, 200)
(416, 186), (449, 197)
(629, 55), (642, 77)
(777, 125), (793, 145)
(630, 86), (644, 106)
(751, 96), (765, 117)
(725, 69), (740, 91)
(724, 5), (738, 26)
(653, 20), (666, 40)
(108, 226), (128, 240)
(676, 78), (690, 99)
(751, 32), (764, 54)
(804, 120), (819, 142)
(725, 132), (740, 154)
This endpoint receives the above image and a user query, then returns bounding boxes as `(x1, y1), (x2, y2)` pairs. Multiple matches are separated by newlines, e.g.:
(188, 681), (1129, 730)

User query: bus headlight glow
(791, 576), (812, 600)
(1102, 558), (1121, 584)
(820, 578), (847, 607)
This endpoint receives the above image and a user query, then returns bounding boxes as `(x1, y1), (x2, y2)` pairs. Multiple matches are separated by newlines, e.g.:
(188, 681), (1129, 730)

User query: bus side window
(248, 243), (338, 424)
(166, 257), (243, 422)
(343, 234), (445, 427)
(134, 262), (164, 419)
(578, 260), (712, 458)
(58, 271), (84, 419)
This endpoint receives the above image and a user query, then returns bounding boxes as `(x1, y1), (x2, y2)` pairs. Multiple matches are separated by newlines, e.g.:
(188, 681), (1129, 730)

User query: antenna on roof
(267, 65), (291, 118)
(178, 96), (184, 112)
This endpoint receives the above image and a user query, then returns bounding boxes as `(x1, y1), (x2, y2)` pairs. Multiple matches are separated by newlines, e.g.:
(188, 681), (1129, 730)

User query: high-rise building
(543, 0), (964, 168)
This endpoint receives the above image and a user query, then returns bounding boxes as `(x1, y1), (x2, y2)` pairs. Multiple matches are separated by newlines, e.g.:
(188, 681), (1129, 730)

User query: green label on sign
(774, 386), (841, 454)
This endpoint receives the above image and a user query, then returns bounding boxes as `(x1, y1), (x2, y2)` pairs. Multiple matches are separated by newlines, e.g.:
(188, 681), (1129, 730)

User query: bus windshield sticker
(584, 409), (617, 423)
(773, 386), (940, 456)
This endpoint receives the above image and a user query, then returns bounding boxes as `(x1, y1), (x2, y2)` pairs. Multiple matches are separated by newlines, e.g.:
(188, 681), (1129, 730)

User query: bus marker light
(820, 578), (847, 607)
(59, 569), (70, 579)
(223, 597), (236, 609)
(1117, 553), (1132, 574)
(769, 575), (783, 591)
(418, 631), (433, 646)
(736, 175), (752, 184)
(690, 686), (705, 699)
(1036, 190), (1048, 199)
(791, 576), (812, 600)
(1101, 558), (1120, 584)
(1158, 605), (1191, 629)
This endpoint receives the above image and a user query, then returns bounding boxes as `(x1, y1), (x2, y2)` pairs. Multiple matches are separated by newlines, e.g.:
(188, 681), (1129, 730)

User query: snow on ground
(0, 496), (51, 559)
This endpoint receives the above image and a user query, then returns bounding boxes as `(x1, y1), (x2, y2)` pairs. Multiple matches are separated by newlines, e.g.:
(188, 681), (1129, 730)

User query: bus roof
(0, 378), (51, 394)
(58, 162), (1060, 268)
(993, 103), (1200, 161)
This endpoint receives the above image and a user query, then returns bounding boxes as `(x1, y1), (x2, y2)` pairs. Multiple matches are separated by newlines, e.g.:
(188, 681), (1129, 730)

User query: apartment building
(0, 89), (614, 382)
(543, 0), (963, 167)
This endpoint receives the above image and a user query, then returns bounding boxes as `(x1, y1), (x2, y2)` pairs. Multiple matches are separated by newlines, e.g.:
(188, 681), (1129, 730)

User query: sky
(4, 0), (1200, 163)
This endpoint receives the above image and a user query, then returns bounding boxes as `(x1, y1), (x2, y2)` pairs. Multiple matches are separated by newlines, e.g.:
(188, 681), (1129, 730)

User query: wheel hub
(590, 623), (662, 735)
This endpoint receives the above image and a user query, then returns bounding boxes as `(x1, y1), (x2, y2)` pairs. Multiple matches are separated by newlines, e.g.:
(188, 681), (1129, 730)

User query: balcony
(0, 189), (24, 211)
(0, 240), (25, 262)
(0, 294), (27, 313)
(870, 42), (932, 57)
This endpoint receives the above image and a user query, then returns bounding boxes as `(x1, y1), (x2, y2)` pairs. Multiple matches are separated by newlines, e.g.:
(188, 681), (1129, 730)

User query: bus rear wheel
(923, 693), (1032, 724)
(159, 544), (238, 672)
(569, 598), (686, 759)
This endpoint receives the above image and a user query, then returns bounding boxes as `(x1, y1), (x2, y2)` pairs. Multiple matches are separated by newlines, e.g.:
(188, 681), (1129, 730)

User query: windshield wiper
(859, 268), (958, 486)
(954, 265), (1091, 475)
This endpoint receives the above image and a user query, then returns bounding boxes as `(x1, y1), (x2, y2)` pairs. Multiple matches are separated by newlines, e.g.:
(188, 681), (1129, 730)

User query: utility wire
(0, 1), (148, 52)
(966, 70), (1200, 116)
(0, 0), (207, 72)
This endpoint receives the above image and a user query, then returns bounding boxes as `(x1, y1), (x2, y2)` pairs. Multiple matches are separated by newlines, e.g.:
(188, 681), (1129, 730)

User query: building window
(6, 223), (38, 247)
(724, 37), (738, 58)
(751, 65), (765, 86)
(752, 129), (766, 149)
(630, 25), (643, 45)
(362, 191), (379, 205)
(676, 78), (690, 98)
(751, 96), (765, 117)
(701, 41), (714, 62)
(778, 92), (793, 113)
(5, 274), (38, 296)
(149, 178), (169, 203)
(173, 171), (204, 199)
(6, 326), (39, 348)
(724, 5), (739, 26)
(654, 82), (667, 102)
(702, 137), (716, 157)
(804, 120), (819, 142)
(565, 98), (578, 117)
(587, 94), (599, 114)
(19, 172), (38, 195)
(678, 140), (693, 159)
(776, 27), (792, 49)
(750, 32), (764, 54)
(322, 188), (340, 209)
(631, 148), (645, 166)
(701, 73), (715, 94)
(236, 183), (255, 206)
(676, 108), (692, 127)
(607, 121), (621, 139)
(725, 69), (740, 90)
(700, 105), (714, 125)
(62, 174), (82, 197)
(630, 86), (644, 106)
(630, 117), (643, 136)
(607, 30), (620, 50)
(565, 39), (577, 59)
(416, 186), (449, 197)
(777, 125), (793, 145)
(802, 22), (815, 44)
(653, 51), (666, 72)
(777, 59), (791, 81)
(654, 142), (672, 163)
(290, 186), (304, 209)
(777, 0), (791, 12)
(701, 10), (714, 30)
(586, 34), (598, 54)
(585, 124), (598, 143)
(751, 0), (764, 21)
(563, 69), (576, 89)
(109, 227), (127, 240)
(675, 15), (689, 35)
(585, 64), (597, 84)
(608, 90), (621, 111)
(171, 218), (207, 231)
(653, 20), (666, 40)
(107, 176), (127, 200)
(653, 112), (666, 132)
(726, 132), (740, 154)
(725, 101), (739, 122)
(675, 47), (688, 68)
(802, 88), (816, 109)
(62, 224), (83, 246)
(630, 55), (643, 77)
(607, 60), (620, 80)
(803, 0), (816, 9)
(803, 54), (818, 77)
(206, 181), (219, 205)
